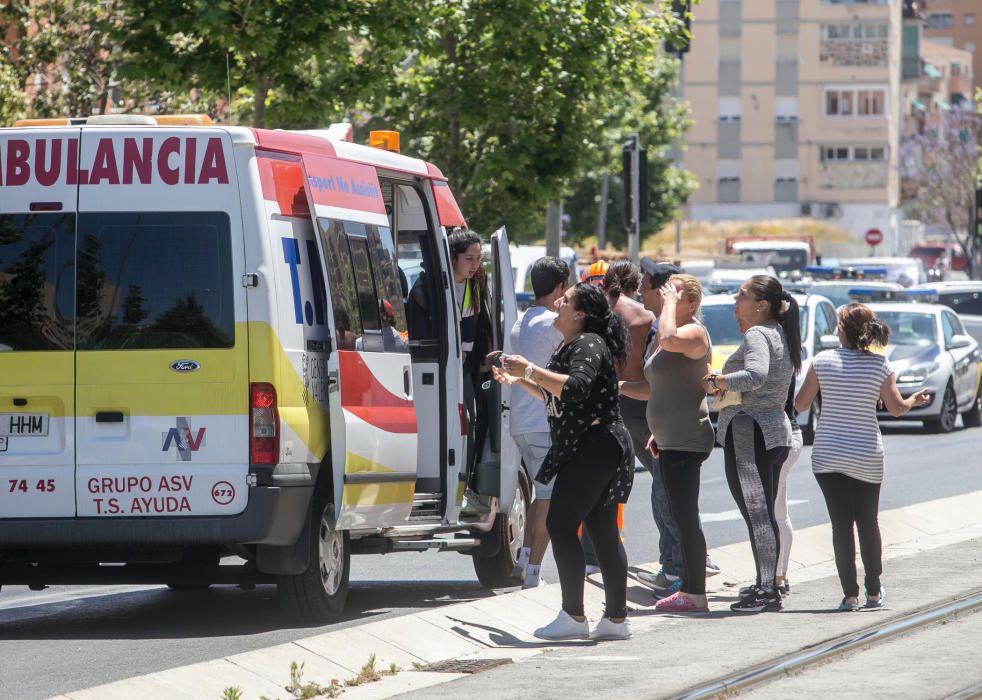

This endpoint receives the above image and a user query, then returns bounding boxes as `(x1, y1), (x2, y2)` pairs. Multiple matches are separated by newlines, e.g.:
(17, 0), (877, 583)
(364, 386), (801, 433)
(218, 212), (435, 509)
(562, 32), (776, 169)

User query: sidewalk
(51, 489), (982, 700)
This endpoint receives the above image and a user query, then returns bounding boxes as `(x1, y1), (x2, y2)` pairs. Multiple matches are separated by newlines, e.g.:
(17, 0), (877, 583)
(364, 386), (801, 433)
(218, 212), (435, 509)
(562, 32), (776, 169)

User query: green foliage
(220, 687), (243, 700)
(0, 54), (26, 125)
(365, 0), (691, 240)
(117, 0), (383, 128)
(344, 653), (398, 686)
(285, 660), (342, 698)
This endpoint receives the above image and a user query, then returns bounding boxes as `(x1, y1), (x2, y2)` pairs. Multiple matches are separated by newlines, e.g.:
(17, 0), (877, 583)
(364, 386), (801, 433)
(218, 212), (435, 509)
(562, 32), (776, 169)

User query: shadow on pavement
(0, 580), (494, 641)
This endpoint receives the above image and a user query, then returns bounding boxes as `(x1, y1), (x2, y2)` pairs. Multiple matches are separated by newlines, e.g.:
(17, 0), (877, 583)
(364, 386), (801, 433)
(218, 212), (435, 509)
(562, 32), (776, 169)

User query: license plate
(0, 413), (49, 437)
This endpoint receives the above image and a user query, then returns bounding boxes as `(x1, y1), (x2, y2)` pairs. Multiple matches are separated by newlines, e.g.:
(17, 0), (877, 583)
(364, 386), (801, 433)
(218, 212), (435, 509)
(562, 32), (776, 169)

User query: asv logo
(161, 418), (206, 462)
(282, 237), (327, 327)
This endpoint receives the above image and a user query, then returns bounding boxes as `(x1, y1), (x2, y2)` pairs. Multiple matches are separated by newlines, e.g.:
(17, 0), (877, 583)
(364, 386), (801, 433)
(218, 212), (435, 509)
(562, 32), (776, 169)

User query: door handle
(95, 411), (125, 423)
(403, 366), (412, 398)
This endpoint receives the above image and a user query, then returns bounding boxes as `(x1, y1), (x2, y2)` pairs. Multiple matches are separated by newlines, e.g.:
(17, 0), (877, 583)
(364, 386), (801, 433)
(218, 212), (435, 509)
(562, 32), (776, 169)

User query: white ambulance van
(0, 114), (524, 620)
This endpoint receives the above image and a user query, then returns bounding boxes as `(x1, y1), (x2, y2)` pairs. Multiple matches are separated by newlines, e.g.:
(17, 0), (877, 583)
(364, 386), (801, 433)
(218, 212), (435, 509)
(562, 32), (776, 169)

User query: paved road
(1, 423), (979, 699)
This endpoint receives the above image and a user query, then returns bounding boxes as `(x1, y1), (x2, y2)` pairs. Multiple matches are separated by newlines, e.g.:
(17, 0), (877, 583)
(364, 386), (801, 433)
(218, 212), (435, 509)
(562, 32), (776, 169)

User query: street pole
(597, 172), (609, 250)
(546, 201), (561, 259)
(629, 133), (640, 263)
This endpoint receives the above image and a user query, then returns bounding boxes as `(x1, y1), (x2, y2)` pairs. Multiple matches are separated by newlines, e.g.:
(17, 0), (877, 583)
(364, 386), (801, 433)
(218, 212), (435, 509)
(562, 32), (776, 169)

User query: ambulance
(0, 114), (523, 621)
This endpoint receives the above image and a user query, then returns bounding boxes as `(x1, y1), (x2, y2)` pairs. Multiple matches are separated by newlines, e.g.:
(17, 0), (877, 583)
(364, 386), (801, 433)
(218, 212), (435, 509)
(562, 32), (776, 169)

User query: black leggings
(660, 450), (711, 595)
(724, 415), (789, 593)
(815, 472), (882, 598)
(547, 425), (628, 619)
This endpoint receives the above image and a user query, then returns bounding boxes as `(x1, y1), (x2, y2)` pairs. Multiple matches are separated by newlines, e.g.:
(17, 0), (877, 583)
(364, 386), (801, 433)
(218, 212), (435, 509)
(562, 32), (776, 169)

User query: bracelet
(709, 375), (719, 390)
(524, 363), (536, 382)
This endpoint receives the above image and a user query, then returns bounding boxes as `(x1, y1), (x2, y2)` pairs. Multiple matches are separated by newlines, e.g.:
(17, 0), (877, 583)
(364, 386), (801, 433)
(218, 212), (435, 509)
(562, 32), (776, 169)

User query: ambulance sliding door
(73, 129), (250, 519)
(302, 155), (418, 530)
(0, 129), (79, 518)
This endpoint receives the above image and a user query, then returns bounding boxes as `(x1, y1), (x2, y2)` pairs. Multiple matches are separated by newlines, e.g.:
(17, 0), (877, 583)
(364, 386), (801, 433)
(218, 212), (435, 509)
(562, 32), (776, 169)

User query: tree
(563, 52), (696, 248)
(117, 0), (384, 128)
(0, 53), (26, 125)
(363, 0), (689, 239)
(900, 105), (982, 279)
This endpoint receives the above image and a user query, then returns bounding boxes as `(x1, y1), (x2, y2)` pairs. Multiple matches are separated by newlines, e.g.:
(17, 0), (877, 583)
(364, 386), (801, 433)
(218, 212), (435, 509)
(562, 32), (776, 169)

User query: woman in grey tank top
(621, 274), (715, 612)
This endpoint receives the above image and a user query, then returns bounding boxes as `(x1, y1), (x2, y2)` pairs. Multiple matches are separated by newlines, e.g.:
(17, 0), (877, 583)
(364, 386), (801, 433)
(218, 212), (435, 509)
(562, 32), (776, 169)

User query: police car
(0, 115), (524, 620)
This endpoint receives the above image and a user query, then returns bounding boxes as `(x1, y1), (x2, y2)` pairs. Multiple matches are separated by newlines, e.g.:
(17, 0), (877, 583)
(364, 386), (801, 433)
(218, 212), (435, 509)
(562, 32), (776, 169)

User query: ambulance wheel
(278, 496), (350, 622)
(472, 470), (530, 589)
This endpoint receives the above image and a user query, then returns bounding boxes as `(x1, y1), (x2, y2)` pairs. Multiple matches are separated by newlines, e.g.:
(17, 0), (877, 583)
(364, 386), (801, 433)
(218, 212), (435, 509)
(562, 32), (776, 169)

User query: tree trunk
(252, 77), (270, 128)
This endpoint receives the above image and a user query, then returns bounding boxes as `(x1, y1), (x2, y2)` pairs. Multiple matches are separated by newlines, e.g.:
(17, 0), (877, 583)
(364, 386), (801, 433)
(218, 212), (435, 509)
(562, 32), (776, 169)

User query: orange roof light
(369, 130), (400, 153)
(10, 114), (214, 128)
(12, 118), (71, 127)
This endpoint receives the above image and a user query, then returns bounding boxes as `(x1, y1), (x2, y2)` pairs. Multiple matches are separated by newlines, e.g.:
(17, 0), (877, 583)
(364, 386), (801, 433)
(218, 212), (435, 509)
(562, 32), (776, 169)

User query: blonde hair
(669, 273), (703, 309)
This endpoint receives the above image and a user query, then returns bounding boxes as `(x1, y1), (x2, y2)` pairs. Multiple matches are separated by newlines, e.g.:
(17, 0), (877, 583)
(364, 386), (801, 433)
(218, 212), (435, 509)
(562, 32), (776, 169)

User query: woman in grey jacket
(703, 275), (801, 612)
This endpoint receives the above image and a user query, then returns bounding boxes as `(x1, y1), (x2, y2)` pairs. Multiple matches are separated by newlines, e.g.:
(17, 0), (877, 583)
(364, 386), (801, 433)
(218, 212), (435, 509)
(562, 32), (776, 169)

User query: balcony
(820, 38), (889, 67)
(818, 162), (888, 190)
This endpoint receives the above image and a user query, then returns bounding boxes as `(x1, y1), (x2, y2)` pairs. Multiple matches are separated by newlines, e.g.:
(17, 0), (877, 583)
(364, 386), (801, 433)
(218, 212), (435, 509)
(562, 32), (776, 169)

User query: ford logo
(170, 360), (200, 373)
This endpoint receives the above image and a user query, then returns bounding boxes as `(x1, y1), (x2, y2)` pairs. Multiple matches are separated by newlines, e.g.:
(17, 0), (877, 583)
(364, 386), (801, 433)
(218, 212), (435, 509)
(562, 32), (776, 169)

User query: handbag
(712, 390), (742, 410)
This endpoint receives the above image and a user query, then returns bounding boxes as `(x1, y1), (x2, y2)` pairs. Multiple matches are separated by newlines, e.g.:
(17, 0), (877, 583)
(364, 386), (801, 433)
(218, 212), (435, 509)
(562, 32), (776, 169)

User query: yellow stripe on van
(0, 352), (74, 417)
(247, 321), (331, 461)
(342, 481), (415, 506)
(345, 452), (396, 474)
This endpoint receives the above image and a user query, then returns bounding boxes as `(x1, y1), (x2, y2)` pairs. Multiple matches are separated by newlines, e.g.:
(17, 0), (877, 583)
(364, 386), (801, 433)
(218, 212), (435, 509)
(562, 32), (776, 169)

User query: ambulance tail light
(369, 130), (400, 153)
(250, 383), (280, 465)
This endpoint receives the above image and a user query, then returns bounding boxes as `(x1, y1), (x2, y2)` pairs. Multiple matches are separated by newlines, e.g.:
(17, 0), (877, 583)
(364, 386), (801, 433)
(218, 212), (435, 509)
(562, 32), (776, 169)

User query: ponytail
(778, 291), (802, 374)
(840, 303), (891, 351)
(571, 283), (629, 365)
(747, 275), (802, 374)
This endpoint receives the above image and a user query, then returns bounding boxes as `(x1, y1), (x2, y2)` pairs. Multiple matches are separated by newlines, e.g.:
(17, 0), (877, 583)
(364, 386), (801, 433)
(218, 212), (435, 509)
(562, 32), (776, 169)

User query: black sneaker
(730, 587), (783, 612)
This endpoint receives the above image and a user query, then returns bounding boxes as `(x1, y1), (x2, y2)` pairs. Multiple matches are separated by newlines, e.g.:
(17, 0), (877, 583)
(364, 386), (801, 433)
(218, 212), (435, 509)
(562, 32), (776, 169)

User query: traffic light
(664, 0), (692, 55)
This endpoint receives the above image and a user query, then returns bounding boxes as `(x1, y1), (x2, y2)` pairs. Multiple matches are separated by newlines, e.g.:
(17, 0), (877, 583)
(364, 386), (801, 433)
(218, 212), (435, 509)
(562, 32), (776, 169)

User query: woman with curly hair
(492, 283), (635, 641)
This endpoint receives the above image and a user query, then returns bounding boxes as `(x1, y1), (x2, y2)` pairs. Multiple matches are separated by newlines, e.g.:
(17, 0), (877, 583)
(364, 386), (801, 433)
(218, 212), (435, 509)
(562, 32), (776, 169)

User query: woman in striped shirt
(795, 303), (929, 612)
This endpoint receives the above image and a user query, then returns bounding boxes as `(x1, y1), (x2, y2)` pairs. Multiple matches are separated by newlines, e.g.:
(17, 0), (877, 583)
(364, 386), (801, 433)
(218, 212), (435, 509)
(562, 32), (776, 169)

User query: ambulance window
(347, 237), (381, 333)
(366, 225), (409, 338)
(75, 212), (234, 350)
(317, 218), (362, 349)
(0, 213), (75, 351)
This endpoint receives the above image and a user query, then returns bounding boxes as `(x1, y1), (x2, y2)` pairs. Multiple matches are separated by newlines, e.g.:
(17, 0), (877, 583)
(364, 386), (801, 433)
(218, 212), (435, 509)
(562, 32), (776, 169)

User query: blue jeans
(619, 396), (682, 577)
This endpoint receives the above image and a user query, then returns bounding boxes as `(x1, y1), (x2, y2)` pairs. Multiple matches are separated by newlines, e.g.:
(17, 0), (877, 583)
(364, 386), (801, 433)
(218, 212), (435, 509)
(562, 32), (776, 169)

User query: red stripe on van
(338, 351), (416, 434)
(257, 155), (310, 218)
(252, 129), (336, 158)
(426, 163), (466, 228)
(303, 154), (386, 216)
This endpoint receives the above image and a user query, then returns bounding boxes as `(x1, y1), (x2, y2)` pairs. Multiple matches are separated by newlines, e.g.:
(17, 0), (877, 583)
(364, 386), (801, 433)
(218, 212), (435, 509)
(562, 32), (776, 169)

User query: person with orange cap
(583, 260), (609, 287)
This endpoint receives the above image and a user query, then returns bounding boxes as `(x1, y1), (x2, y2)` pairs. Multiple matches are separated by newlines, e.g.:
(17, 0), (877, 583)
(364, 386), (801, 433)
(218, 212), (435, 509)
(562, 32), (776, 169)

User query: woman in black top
(492, 283), (634, 641)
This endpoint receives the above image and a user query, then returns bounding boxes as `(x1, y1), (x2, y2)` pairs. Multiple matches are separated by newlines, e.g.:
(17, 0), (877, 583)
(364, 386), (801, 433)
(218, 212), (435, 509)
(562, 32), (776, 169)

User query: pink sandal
(654, 591), (709, 613)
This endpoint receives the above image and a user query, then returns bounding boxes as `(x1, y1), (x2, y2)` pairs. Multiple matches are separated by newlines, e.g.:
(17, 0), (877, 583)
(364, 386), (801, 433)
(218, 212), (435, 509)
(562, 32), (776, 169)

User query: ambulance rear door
(0, 129), (79, 518)
(73, 128), (250, 519)
(490, 227), (520, 511)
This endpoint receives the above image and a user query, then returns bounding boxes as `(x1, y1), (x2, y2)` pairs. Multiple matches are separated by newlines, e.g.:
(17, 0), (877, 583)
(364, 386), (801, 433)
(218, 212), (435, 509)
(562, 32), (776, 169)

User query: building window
(821, 146), (887, 162)
(821, 23), (887, 40)
(965, 13), (976, 27)
(926, 13), (954, 29)
(951, 62), (962, 76)
(822, 0), (887, 4)
(825, 87), (886, 117)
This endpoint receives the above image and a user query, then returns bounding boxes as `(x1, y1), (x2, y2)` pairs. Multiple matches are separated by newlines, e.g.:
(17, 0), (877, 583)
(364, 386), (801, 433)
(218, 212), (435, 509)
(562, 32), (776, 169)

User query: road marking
(702, 499), (808, 522)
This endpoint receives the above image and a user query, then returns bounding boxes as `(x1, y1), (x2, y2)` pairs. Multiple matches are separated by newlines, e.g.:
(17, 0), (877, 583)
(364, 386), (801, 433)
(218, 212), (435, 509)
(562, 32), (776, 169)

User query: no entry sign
(865, 228), (884, 246)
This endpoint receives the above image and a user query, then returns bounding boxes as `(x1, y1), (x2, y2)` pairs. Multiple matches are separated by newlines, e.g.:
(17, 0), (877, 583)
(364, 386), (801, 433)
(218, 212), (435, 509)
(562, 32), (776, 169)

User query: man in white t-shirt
(510, 256), (568, 588)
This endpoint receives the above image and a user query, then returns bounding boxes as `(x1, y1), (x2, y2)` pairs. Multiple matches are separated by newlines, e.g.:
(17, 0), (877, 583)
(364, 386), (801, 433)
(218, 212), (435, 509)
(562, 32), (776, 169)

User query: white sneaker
(522, 575), (546, 589)
(590, 616), (631, 640)
(533, 611), (590, 641)
(584, 564), (601, 576)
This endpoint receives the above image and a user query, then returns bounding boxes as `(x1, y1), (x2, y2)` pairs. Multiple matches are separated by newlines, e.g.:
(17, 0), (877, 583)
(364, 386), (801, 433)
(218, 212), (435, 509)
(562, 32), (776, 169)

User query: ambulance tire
(472, 470), (530, 589)
(278, 494), (350, 622)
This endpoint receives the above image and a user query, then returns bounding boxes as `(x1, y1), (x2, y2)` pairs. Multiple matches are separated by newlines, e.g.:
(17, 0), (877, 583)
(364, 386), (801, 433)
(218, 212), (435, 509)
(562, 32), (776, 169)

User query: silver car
(868, 303), (982, 433)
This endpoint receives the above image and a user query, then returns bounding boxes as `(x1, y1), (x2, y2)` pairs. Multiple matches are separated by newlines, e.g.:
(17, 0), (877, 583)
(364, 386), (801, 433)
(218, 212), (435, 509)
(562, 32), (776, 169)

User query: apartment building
(905, 40), (974, 133)
(922, 0), (982, 92)
(682, 0), (902, 254)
